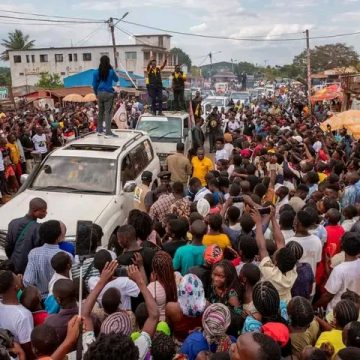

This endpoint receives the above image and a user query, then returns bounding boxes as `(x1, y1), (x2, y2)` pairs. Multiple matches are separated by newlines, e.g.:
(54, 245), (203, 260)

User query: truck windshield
(29, 156), (117, 194)
(137, 117), (182, 140)
(207, 99), (226, 107)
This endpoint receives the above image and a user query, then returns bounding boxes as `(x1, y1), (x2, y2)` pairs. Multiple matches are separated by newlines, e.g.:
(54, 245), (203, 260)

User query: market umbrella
(63, 94), (84, 102)
(83, 93), (97, 102)
(320, 110), (360, 131)
(311, 84), (343, 103)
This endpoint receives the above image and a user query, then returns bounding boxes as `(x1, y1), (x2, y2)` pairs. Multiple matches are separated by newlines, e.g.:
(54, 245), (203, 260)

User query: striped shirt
(23, 244), (65, 298)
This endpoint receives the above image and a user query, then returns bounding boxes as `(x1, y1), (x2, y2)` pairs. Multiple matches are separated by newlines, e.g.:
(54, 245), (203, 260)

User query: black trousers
(148, 87), (163, 114)
(173, 89), (185, 111)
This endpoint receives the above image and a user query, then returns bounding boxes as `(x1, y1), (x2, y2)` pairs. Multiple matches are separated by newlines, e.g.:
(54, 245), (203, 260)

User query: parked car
(203, 96), (231, 112)
(229, 91), (250, 105)
(0, 130), (160, 255)
(136, 111), (192, 166)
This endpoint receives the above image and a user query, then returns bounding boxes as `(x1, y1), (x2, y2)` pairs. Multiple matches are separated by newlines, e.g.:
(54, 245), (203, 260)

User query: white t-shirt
(32, 133), (48, 154)
(286, 234), (322, 295)
(0, 303), (33, 344)
(215, 148), (229, 162)
(325, 259), (360, 312)
(88, 276), (140, 310)
(48, 273), (70, 295)
(0, 150), (4, 172)
(224, 143), (234, 158)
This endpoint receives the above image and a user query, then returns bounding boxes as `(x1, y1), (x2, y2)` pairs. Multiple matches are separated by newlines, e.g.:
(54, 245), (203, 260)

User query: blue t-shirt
(173, 244), (206, 275)
(92, 69), (119, 95)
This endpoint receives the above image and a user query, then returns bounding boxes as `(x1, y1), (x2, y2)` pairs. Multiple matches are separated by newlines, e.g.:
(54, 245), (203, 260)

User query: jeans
(148, 87), (163, 114)
(97, 91), (115, 135)
(174, 89), (185, 111)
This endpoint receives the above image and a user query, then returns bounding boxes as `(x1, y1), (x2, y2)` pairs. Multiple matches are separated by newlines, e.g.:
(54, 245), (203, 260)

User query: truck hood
(0, 190), (113, 236)
(151, 141), (177, 155)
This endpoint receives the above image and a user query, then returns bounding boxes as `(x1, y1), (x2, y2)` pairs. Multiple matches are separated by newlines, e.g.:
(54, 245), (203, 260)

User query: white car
(230, 91), (250, 105)
(136, 111), (193, 166)
(202, 96), (231, 112)
(0, 130), (160, 254)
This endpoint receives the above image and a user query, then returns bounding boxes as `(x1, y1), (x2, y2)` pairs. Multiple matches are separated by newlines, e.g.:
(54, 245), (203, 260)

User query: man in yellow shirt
(202, 213), (231, 249)
(191, 148), (214, 186)
(6, 134), (22, 180)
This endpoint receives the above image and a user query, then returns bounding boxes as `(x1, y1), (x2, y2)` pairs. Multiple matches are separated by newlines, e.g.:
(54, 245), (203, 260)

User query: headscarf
(178, 274), (206, 317)
(100, 312), (132, 335)
(202, 303), (232, 352)
(204, 245), (223, 265)
(261, 322), (289, 347)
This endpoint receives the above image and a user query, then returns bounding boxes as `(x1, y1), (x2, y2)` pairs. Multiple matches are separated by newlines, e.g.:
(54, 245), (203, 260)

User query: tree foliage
(35, 72), (63, 89)
(293, 43), (359, 77)
(0, 67), (11, 86)
(1, 29), (35, 61)
(170, 47), (192, 69)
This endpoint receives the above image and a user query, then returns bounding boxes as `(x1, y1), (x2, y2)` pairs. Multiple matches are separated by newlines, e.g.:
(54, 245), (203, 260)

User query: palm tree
(1, 29), (35, 61)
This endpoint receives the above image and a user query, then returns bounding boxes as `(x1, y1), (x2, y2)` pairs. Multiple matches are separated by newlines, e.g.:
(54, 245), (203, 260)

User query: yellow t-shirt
(191, 156), (214, 186)
(203, 233), (230, 249)
(315, 329), (345, 359)
(6, 143), (20, 165)
(318, 172), (328, 183)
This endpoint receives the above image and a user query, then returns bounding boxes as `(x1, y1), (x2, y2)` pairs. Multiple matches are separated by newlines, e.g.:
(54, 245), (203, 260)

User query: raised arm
(160, 54), (168, 70)
(127, 264), (159, 338)
(270, 207), (285, 249)
(82, 260), (118, 318)
(251, 208), (268, 260)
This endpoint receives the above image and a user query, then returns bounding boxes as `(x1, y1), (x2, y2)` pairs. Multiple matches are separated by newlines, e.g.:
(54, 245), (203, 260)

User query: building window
(19, 72), (24, 76)
(13, 55), (21, 63)
(60, 72), (66, 75)
(83, 53), (92, 61)
(68, 54), (72, 62)
(26, 55), (30, 63)
(125, 52), (137, 60)
(31, 55), (35, 63)
(144, 51), (150, 61)
(40, 54), (48, 63)
(55, 54), (63, 63)
(159, 36), (163, 47)
(74, 53), (78, 62)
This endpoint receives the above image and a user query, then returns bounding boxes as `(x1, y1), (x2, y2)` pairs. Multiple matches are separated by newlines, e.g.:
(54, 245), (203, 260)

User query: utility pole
(109, 17), (118, 70)
(305, 29), (312, 110)
(209, 52), (213, 85)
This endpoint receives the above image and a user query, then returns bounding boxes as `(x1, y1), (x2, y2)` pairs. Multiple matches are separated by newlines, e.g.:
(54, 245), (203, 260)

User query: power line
(0, 9), (103, 22)
(0, 20), (95, 26)
(75, 23), (106, 46)
(121, 19), (360, 42)
(0, 14), (103, 24)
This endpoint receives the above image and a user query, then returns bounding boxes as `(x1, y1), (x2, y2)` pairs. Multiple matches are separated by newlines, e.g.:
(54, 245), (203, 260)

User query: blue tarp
(63, 69), (144, 88)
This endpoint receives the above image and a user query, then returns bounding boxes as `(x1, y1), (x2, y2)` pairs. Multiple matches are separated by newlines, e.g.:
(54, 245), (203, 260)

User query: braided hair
(346, 321), (360, 347)
(334, 299), (359, 329)
(286, 241), (304, 261)
(287, 296), (314, 329)
(152, 251), (178, 302)
(212, 260), (243, 300)
(252, 281), (285, 325)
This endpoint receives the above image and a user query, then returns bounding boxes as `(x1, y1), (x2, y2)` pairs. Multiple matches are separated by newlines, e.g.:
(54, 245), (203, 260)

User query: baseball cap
(204, 245), (223, 265)
(141, 171), (152, 182)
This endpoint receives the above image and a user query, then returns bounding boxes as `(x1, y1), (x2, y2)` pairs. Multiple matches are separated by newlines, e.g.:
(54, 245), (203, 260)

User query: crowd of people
(1, 70), (360, 360)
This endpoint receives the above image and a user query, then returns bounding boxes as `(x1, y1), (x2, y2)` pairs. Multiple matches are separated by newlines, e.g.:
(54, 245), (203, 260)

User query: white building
(9, 34), (178, 88)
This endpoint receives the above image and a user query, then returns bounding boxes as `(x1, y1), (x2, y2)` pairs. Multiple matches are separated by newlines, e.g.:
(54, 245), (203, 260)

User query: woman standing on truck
(92, 55), (119, 138)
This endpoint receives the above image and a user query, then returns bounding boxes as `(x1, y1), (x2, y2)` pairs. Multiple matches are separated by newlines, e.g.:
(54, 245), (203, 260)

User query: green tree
(293, 43), (359, 77)
(170, 47), (192, 69)
(0, 67), (11, 86)
(234, 61), (258, 75)
(35, 72), (63, 89)
(1, 29), (35, 61)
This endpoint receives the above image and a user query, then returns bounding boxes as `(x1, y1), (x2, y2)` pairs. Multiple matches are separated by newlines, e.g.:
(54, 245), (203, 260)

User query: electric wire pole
(109, 17), (118, 70)
(305, 29), (312, 110)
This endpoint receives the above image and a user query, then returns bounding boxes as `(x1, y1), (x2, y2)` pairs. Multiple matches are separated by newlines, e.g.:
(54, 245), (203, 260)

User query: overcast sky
(1, 0), (360, 67)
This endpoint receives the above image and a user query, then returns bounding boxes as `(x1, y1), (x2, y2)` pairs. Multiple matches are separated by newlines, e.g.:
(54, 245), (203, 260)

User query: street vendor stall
(311, 84), (343, 103)
(320, 110), (360, 132)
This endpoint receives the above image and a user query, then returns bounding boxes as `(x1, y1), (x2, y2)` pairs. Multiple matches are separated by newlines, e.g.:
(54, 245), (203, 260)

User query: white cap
(197, 198), (210, 217)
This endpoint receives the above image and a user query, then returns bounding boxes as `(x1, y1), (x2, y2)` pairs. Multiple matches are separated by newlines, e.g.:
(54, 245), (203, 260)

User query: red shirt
(33, 310), (48, 326)
(325, 225), (345, 255)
